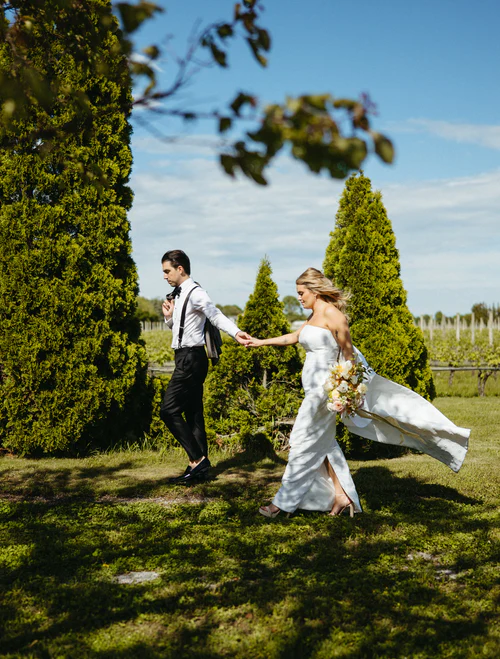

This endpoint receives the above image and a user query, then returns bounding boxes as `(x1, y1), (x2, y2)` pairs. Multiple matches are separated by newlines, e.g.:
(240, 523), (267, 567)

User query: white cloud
(390, 118), (500, 150)
(132, 135), (223, 157)
(129, 147), (500, 316)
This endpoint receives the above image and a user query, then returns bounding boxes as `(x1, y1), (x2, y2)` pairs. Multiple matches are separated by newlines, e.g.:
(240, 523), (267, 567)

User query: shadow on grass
(0, 459), (185, 502)
(1, 462), (497, 658)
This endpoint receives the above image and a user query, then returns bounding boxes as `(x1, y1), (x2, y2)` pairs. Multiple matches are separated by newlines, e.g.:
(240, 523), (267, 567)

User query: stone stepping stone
(114, 571), (160, 584)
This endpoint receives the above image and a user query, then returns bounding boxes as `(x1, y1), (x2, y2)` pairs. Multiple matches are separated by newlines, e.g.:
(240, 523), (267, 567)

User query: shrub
(0, 1), (147, 453)
(323, 172), (435, 456)
(204, 257), (303, 448)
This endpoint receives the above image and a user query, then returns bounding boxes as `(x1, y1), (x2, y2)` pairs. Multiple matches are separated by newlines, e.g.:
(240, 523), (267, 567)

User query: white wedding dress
(272, 324), (470, 514)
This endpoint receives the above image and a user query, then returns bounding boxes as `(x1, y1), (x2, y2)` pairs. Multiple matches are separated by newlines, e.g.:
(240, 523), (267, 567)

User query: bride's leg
(324, 458), (353, 515)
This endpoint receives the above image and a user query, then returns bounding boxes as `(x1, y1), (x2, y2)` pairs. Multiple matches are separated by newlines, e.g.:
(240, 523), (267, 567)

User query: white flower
(350, 374), (358, 385)
(324, 379), (334, 392)
(337, 381), (349, 393)
(332, 364), (343, 376)
(357, 383), (368, 395)
(341, 364), (352, 380)
(326, 402), (337, 412)
(331, 389), (340, 399)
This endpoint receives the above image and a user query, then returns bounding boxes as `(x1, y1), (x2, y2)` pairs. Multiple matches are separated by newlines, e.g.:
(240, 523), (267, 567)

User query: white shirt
(166, 278), (241, 349)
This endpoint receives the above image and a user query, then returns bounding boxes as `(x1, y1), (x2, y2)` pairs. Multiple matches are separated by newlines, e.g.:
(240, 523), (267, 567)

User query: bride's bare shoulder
(324, 304), (348, 328)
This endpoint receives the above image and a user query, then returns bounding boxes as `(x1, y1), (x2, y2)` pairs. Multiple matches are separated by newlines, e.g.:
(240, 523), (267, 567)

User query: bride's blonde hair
(296, 267), (350, 314)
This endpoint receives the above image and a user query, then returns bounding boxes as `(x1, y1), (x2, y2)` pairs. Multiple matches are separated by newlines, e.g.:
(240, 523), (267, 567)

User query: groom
(160, 250), (250, 484)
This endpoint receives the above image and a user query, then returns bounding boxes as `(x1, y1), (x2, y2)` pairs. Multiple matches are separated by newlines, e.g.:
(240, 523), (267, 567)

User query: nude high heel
(259, 505), (291, 518)
(330, 500), (355, 517)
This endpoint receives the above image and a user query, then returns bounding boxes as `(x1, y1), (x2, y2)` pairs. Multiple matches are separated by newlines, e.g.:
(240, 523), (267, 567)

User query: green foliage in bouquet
(0, 0), (149, 454)
(324, 172), (435, 456)
(204, 257), (303, 450)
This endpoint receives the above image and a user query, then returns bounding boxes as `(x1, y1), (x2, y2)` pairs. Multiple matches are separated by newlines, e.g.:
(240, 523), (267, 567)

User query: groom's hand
(162, 299), (174, 320)
(235, 331), (252, 345)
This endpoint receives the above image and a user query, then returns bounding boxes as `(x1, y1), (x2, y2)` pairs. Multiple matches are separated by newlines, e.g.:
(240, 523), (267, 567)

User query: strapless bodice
(299, 324), (340, 359)
(299, 325), (340, 392)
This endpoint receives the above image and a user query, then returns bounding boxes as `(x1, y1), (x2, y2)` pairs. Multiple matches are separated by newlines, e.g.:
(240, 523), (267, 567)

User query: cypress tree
(324, 172), (435, 400)
(204, 257), (303, 443)
(0, 0), (146, 453)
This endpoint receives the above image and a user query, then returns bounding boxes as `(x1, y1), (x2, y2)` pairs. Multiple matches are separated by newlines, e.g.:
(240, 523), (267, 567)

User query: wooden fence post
(471, 313), (475, 344)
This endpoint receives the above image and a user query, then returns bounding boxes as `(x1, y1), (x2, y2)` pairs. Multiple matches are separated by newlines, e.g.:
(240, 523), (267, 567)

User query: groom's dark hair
(161, 249), (191, 275)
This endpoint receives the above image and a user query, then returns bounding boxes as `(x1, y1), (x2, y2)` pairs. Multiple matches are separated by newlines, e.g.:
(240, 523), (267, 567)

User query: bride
(244, 268), (470, 518)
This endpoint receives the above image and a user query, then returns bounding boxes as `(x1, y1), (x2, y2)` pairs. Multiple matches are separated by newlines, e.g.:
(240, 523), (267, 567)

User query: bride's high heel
(259, 505), (291, 518)
(330, 499), (355, 517)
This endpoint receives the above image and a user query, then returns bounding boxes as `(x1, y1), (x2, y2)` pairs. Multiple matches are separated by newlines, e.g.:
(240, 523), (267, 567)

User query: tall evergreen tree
(324, 172), (435, 399)
(0, 0), (146, 453)
(205, 257), (303, 443)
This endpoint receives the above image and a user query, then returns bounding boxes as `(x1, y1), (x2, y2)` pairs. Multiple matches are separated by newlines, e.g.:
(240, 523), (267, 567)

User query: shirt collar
(179, 277), (194, 293)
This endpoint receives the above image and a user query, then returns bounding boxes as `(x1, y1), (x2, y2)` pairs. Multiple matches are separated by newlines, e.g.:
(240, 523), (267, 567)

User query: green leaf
(116, 2), (163, 35)
(247, 37), (267, 67)
(333, 98), (358, 111)
(257, 28), (271, 51)
(372, 133), (395, 164)
(303, 94), (330, 111)
(219, 117), (232, 133)
(217, 24), (234, 39)
(142, 45), (160, 60)
(210, 43), (227, 67)
(220, 154), (236, 177)
(343, 137), (368, 169)
(230, 92), (256, 116)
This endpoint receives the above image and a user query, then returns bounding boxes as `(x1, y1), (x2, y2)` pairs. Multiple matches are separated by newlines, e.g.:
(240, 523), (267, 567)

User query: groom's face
(162, 260), (185, 288)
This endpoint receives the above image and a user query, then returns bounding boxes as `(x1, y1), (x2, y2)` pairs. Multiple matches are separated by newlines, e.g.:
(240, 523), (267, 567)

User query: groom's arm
(191, 289), (250, 344)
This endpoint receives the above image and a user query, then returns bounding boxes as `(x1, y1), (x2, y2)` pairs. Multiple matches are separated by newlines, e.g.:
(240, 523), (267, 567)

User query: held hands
(243, 336), (265, 348)
(234, 332), (264, 347)
(234, 331), (253, 346)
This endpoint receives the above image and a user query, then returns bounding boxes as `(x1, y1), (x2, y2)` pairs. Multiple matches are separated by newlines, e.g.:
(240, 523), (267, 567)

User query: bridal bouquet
(324, 360), (368, 417)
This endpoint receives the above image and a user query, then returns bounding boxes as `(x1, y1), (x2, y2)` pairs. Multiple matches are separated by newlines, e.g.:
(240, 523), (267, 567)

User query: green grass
(1, 398), (499, 658)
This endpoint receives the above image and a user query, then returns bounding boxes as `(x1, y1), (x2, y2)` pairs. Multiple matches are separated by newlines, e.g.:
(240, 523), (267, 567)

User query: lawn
(0, 398), (499, 658)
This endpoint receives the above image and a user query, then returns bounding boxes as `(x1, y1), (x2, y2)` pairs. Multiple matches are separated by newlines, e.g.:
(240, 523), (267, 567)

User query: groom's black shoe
(179, 457), (211, 485)
(168, 465), (192, 484)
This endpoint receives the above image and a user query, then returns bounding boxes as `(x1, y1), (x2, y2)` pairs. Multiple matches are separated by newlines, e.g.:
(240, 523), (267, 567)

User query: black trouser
(160, 346), (209, 462)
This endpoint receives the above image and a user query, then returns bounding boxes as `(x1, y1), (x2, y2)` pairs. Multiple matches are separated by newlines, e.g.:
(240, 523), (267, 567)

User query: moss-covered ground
(1, 398), (499, 658)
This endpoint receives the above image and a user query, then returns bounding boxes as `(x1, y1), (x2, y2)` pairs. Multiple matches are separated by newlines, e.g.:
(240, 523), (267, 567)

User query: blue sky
(128, 0), (500, 315)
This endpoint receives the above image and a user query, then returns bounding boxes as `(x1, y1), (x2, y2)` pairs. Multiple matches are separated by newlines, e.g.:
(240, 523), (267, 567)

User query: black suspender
(177, 285), (200, 349)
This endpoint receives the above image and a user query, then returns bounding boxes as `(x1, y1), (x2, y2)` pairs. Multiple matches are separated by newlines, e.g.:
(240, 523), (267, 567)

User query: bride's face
(297, 285), (316, 310)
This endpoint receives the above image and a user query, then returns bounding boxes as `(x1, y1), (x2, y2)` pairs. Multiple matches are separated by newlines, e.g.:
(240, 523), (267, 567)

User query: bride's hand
(245, 337), (265, 348)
